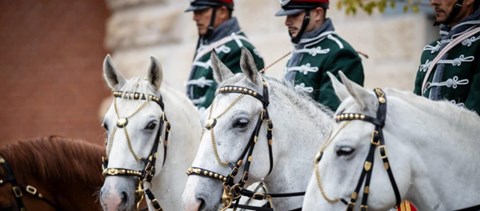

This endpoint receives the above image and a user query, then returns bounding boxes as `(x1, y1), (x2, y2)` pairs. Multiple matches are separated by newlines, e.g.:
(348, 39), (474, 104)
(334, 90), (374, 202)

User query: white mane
(220, 74), (334, 123)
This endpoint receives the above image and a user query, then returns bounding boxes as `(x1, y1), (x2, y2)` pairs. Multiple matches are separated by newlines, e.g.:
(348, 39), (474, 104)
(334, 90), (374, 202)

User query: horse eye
(145, 121), (157, 130)
(233, 118), (249, 128)
(336, 146), (355, 156)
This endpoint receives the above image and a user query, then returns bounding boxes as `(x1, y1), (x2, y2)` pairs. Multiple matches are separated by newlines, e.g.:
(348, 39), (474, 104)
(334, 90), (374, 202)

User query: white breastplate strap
(286, 63), (319, 75)
(293, 46), (330, 56)
(428, 76), (469, 89)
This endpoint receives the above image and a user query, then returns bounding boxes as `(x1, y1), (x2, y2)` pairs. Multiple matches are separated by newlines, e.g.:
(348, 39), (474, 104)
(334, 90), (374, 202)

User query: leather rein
(102, 91), (170, 211)
(0, 156), (57, 210)
(186, 80), (304, 211)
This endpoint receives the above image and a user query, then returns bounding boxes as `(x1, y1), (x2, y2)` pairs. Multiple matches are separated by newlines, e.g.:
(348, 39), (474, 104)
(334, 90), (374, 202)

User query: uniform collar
(199, 17), (241, 45)
(440, 9), (480, 39)
(295, 18), (335, 47)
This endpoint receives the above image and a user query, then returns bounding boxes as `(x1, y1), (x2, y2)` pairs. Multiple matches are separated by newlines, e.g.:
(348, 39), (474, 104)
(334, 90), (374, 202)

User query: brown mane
(0, 135), (105, 187)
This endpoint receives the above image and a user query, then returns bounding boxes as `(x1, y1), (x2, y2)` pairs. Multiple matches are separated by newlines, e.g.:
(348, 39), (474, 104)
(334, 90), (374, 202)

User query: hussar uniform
(414, 13), (480, 114)
(185, 0), (265, 111)
(276, 0), (364, 112)
(284, 20), (364, 111)
(187, 32), (264, 110)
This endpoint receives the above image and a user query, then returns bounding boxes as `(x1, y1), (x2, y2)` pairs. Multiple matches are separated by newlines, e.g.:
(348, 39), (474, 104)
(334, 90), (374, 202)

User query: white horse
(182, 49), (334, 211)
(303, 72), (480, 210)
(99, 55), (202, 211)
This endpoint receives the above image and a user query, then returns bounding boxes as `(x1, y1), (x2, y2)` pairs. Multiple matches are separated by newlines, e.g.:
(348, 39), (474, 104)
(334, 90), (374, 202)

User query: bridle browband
(315, 88), (402, 211)
(102, 91), (171, 211)
(0, 156), (57, 211)
(186, 80), (304, 211)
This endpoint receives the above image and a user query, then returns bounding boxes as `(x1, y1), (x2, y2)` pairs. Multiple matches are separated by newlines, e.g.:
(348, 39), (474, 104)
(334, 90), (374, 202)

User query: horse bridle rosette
(102, 91), (170, 211)
(314, 88), (402, 211)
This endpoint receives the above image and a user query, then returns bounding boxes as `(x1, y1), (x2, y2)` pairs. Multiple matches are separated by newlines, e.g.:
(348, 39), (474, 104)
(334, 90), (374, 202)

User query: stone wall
(0, 0), (110, 145)
(104, 0), (436, 96)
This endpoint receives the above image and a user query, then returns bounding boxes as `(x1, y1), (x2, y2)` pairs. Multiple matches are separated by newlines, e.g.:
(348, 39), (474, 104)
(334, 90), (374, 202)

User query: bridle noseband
(0, 156), (57, 211)
(187, 80), (304, 211)
(315, 88), (402, 211)
(102, 91), (170, 211)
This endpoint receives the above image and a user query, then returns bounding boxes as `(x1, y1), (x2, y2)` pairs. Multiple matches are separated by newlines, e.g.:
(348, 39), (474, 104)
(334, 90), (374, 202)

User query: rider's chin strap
(436, 0), (464, 26)
(335, 88), (401, 211)
(290, 9), (311, 44)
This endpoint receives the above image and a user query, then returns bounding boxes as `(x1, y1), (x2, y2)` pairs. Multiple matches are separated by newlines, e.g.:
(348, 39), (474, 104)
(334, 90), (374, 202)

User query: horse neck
(387, 94), (480, 210)
(262, 87), (334, 210)
(0, 138), (104, 210)
(149, 87), (202, 210)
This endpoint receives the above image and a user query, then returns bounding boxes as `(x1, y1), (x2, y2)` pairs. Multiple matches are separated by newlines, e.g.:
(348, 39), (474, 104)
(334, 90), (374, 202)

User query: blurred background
(0, 0), (436, 146)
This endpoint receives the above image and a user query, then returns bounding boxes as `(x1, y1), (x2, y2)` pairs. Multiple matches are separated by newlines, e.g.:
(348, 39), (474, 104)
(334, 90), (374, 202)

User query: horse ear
(211, 51), (234, 83)
(103, 54), (125, 90)
(338, 72), (375, 112)
(240, 48), (261, 84)
(327, 71), (349, 101)
(148, 56), (163, 91)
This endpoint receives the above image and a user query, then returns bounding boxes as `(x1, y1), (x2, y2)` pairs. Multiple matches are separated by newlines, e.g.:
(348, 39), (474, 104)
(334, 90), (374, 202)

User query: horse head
(100, 55), (201, 211)
(183, 49), (333, 211)
(303, 72), (480, 210)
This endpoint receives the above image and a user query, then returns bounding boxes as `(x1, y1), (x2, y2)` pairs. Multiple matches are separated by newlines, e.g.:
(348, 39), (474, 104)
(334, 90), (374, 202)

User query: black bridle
(327, 88), (402, 210)
(102, 91), (170, 211)
(0, 156), (57, 211)
(317, 88), (480, 211)
(187, 80), (304, 211)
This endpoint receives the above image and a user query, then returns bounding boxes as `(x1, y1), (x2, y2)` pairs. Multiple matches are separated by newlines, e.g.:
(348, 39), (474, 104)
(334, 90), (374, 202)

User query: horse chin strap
(102, 91), (171, 211)
(0, 156), (57, 211)
(315, 88), (402, 211)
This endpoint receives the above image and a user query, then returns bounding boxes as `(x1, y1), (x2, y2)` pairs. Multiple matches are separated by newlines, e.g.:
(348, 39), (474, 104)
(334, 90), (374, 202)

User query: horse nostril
(121, 191), (128, 204)
(197, 197), (206, 211)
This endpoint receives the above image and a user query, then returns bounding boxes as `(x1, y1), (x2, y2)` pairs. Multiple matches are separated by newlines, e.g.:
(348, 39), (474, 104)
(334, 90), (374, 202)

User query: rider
(275, 0), (365, 112)
(185, 0), (265, 112)
(413, 0), (480, 114)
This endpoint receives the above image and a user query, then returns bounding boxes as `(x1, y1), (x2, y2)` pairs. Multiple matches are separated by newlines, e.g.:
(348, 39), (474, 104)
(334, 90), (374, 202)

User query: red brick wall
(0, 0), (110, 146)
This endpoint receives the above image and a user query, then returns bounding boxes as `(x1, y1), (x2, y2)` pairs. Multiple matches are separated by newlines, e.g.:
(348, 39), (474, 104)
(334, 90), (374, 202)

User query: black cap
(275, 0), (329, 16)
(185, 0), (234, 12)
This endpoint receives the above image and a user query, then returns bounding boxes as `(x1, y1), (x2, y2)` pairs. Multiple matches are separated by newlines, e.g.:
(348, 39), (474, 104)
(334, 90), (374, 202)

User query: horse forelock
(119, 77), (158, 97)
(0, 136), (104, 188)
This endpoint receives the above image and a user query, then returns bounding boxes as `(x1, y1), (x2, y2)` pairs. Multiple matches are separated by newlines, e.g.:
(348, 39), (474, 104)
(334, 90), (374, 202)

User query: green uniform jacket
(413, 18), (480, 114)
(285, 19), (364, 111)
(187, 32), (264, 111)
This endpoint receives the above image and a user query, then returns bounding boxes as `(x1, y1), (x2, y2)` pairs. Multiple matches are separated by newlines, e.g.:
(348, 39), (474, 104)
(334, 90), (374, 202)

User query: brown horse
(0, 136), (104, 211)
